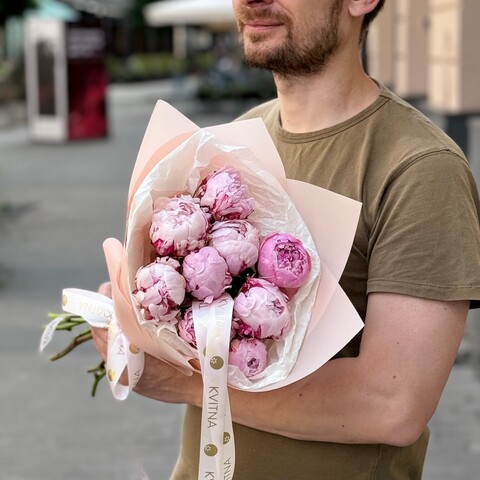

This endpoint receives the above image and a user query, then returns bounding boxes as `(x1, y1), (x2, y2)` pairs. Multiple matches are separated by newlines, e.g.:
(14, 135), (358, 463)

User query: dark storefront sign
(25, 17), (108, 142)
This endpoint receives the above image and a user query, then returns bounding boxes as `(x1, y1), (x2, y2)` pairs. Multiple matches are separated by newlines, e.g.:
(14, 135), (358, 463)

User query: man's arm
(228, 292), (468, 446)
(92, 290), (468, 447)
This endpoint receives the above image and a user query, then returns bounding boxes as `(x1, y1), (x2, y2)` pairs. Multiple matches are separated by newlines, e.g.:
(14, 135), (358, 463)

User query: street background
(1, 79), (480, 479)
(0, 79), (251, 480)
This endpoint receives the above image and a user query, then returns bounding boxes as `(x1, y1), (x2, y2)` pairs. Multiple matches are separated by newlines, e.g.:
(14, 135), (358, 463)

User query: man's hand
(91, 282), (203, 406)
(90, 281), (111, 364)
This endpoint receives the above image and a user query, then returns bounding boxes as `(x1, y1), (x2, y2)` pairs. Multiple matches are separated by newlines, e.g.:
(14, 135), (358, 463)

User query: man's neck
(274, 54), (380, 134)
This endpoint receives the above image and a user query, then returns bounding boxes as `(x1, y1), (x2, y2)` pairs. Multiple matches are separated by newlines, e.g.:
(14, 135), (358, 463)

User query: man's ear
(347, 0), (382, 19)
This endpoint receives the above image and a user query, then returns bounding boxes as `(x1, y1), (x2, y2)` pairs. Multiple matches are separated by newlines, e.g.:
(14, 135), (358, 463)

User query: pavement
(1, 79), (480, 479)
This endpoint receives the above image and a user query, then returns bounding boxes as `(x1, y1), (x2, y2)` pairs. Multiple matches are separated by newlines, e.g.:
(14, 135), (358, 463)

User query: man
(93, 1), (480, 478)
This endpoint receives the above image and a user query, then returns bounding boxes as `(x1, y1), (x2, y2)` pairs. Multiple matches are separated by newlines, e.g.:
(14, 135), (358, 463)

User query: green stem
(43, 314), (86, 332)
(88, 360), (106, 397)
(53, 320), (87, 332)
(48, 329), (92, 361)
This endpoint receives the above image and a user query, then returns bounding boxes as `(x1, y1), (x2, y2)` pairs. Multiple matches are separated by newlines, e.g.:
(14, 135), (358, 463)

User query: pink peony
(208, 220), (260, 276)
(229, 338), (268, 378)
(182, 246), (232, 303)
(257, 232), (311, 289)
(150, 195), (209, 257)
(195, 167), (255, 221)
(233, 277), (290, 339)
(132, 258), (186, 323)
(177, 308), (197, 348)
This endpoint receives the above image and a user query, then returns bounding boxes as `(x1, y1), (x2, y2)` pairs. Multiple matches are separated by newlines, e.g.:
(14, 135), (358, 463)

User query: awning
(144, 0), (236, 28)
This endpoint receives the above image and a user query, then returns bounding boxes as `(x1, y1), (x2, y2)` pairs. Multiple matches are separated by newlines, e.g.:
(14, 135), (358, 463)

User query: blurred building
(366, 0), (480, 154)
(58, 0), (174, 58)
(367, 1), (480, 374)
(4, 0), (175, 70)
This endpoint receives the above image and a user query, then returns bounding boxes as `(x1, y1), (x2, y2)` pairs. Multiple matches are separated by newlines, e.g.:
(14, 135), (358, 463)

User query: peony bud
(229, 338), (268, 378)
(182, 246), (232, 303)
(257, 232), (311, 289)
(195, 167), (254, 221)
(233, 277), (290, 339)
(177, 308), (197, 348)
(132, 258), (186, 323)
(208, 220), (260, 276)
(150, 195), (209, 257)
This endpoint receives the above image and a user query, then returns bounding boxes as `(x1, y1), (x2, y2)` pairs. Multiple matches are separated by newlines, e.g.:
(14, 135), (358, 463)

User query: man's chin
(243, 56), (273, 72)
(243, 41), (276, 64)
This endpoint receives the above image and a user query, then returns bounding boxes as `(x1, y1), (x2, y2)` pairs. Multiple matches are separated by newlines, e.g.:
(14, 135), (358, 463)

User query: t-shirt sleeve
(367, 151), (480, 304)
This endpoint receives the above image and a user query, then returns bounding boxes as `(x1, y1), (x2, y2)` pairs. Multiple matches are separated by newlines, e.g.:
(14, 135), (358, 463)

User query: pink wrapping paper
(103, 100), (364, 391)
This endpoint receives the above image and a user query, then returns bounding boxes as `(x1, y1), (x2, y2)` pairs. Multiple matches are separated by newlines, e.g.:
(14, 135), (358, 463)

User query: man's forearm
(227, 355), (414, 446)
(226, 295), (468, 448)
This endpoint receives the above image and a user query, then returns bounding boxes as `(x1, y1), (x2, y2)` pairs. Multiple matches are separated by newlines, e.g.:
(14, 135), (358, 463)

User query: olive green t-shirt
(172, 84), (480, 479)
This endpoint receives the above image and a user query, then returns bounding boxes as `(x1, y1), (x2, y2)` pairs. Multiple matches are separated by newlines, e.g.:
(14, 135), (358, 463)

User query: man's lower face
(242, 30), (341, 77)
(239, 3), (342, 77)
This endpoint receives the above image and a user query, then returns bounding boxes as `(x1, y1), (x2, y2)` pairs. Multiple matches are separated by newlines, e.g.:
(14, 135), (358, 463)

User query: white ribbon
(40, 288), (144, 400)
(41, 288), (237, 478)
(193, 294), (236, 480)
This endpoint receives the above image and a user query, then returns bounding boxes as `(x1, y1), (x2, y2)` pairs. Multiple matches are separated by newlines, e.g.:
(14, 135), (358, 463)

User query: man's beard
(238, 2), (342, 78)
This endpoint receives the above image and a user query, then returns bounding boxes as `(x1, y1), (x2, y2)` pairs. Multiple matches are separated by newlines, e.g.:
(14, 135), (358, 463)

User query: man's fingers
(91, 326), (108, 362)
(98, 281), (112, 298)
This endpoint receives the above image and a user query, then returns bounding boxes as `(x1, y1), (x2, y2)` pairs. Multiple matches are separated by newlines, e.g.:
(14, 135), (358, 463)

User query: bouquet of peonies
(131, 165), (313, 380)
(119, 126), (322, 393)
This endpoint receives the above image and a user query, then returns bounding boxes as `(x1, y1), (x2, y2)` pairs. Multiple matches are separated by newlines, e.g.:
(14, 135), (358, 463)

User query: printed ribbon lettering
(193, 294), (235, 480)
